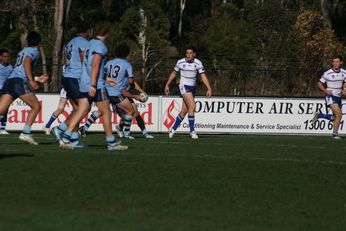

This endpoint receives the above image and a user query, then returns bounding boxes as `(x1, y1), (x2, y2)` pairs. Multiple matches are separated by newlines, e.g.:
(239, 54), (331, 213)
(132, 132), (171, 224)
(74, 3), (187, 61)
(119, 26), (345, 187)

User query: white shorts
(60, 87), (67, 99)
(179, 84), (196, 97)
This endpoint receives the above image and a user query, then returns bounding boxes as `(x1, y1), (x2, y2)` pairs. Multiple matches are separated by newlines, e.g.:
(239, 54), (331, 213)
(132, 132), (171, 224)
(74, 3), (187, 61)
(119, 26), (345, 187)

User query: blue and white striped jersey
(319, 68), (346, 97)
(174, 58), (205, 86)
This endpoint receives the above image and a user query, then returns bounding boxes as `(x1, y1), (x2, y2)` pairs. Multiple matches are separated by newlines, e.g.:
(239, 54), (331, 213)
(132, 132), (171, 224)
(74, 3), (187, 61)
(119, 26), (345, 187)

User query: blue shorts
(325, 95), (342, 108)
(62, 77), (81, 100)
(179, 84), (196, 97)
(109, 96), (133, 118)
(109, 95), (126, 106)
(0, 86), (4, 95)
(80, 87), (109, 105)
(1, 78), (31, 99)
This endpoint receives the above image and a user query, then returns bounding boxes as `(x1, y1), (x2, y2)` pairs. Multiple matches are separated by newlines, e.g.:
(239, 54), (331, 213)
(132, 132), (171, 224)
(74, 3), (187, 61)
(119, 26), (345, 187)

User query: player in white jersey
(165, 47), (212, 139)
(310, 55), (346, 139)
(42, 87), (68, 135)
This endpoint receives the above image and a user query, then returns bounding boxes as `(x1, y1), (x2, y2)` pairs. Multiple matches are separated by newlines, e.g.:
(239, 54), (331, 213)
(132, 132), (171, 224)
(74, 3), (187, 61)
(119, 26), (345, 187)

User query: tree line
(0, 0), (345, 96)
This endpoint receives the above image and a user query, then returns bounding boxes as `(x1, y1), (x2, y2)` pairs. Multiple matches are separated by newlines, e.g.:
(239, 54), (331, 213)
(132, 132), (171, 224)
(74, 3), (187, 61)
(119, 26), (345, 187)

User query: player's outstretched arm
(201, 73), (212, 97)
(165, 71), (176, 96)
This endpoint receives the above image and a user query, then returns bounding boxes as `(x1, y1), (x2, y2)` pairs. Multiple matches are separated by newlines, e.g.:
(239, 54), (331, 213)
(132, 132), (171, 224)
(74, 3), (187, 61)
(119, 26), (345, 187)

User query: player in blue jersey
(79, 44), (148, 139)
(59, 22), (127, 150)
(113, 81), (154, 139)
(78, 82), (154, 139)
(0, 49), (13, 134)
(52, 21), (89, 145)
(107, 45), (150, 139)
(165, 47), (212, 139)
(0, 32), (48, 145)
(310, 55), (346, 139)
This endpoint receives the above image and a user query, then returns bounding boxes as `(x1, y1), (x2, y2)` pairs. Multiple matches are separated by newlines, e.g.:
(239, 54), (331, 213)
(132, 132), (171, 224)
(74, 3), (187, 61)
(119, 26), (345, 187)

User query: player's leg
(0, 110), (9, 135)
(79, 110), (101, 137)
(96, 100), (113, 137)
(0, 94), (14, 135)
(132, 103), (153, 138)
(116, 98), (135, 139)
(329, 103), (342, 139)
(53, 98), (78, 140)
(54, 79), (79, 139)
(182, 92), (198, 139)
(44, 97), (68, 134)
(96, 92), (127, 150)
(169, 84), (194, 138)
(114, 105), (126, 138)
(311, 95), (335, 124)
(18, 92), (41, 145)
(169, 100), (188, 138)
(60, 97), (90, 148)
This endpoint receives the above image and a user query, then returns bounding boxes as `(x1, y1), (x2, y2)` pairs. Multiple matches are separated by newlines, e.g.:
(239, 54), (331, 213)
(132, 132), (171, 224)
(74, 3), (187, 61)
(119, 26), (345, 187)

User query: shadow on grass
(86, 144), (107, 149)
(0, 153), (34, 160)
(38, 142), (57, 145)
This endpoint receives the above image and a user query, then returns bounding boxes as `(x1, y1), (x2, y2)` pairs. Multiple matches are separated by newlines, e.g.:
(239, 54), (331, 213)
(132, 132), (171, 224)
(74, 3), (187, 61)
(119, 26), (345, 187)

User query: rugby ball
(139, 92), (148, 102)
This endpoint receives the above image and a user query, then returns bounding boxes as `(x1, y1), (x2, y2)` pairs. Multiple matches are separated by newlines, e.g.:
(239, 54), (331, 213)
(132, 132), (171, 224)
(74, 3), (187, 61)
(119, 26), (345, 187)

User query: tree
(178, 0), (187, 37)
(118, 0), (171, 91)
(50, 0), (65, 92)
(294, 10), (346, 95)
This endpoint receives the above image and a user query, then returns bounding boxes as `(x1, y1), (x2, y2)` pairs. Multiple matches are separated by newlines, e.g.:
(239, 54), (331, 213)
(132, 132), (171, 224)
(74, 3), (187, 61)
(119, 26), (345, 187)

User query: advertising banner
(6, 94), (159, 132)
(161, 97), (344, 135)
(5, 94), (343, 135)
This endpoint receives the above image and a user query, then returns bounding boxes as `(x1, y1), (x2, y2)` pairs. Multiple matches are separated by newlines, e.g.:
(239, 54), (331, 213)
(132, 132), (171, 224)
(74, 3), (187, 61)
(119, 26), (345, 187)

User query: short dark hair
(186, 46), (196, 53)
(333, 55), (343, 62)
(0, 48), (9, 55)
(115, 43), (130, 58)
(94, 22), (112, 37)
(27, 32), (41, 47)
(76, 20), (89, 34)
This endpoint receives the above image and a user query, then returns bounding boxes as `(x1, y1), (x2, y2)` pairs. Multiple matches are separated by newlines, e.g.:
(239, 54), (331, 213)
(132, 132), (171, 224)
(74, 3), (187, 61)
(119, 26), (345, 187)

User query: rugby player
(0, 49), (13, 134)
(0, 32), (47, 145)
(59, 22), (127, 150)
(79, 44), (145, 139)
(52, 20), (89, 146)
(310, 55), (346, 139)
(165, 47), (212, 139)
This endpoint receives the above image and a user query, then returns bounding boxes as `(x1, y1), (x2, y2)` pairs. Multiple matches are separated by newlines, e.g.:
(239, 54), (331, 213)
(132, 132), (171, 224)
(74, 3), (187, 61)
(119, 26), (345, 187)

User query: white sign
(161, 97), (344, 135)
(6, 94), (159, 132)
(5, 95), (343, 135)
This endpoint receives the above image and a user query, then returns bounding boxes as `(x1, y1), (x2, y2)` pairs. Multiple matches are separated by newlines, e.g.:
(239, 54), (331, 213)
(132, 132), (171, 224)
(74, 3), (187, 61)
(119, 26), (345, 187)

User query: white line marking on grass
(154, 141), (327, 149)
(121, 152), (346, 166)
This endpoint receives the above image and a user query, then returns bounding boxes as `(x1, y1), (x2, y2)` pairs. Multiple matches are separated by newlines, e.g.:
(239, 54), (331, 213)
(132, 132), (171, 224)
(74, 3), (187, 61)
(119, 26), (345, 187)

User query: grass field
(0, 133), (346, 231)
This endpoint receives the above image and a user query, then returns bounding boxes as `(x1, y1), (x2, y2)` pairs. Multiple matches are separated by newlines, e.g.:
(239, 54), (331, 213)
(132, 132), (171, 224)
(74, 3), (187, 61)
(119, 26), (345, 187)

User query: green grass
(0, 133), (346, 231)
